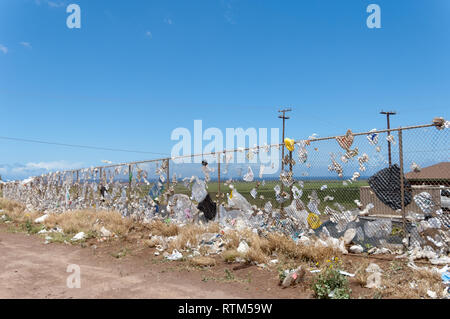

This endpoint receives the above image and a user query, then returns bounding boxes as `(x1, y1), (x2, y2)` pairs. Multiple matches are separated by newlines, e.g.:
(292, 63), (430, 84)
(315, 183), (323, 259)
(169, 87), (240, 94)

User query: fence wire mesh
(1, 122), (449, 255)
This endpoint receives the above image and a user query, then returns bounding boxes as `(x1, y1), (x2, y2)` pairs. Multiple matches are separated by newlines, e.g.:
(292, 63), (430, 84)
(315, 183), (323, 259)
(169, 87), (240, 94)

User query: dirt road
(0, 226), (311, 299)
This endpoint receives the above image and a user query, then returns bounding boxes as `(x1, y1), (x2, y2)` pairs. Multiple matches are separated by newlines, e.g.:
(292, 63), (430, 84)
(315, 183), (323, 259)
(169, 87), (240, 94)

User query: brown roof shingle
(405, 162), (450, 180)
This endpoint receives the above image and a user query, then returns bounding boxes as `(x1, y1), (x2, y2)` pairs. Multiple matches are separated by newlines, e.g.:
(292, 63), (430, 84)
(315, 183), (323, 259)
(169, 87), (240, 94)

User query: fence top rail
(9, 121), (442, 179)
(159, 123), (439, 162)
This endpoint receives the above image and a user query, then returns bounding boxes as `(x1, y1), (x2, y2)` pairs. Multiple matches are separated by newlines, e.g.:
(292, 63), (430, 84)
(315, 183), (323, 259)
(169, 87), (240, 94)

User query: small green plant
(389, 261), (403, 272)
(224, 269), (234, 281)
(278, 267), (287, 283)
(0, 214), (11, 223)
(390, 227), (404, 237)
(373, 291), (383, 299)
(312, 257), (351, 299)
(24, 219), (44, 234)
(85, 230), (97, 239)
(25, 219), (32, 233)
(111, 248), (130, 259)
(47, 232), (72, 244)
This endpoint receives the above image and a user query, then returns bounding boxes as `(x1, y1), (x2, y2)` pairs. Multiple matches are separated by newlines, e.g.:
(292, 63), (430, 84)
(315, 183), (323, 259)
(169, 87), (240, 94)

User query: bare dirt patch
(0, 223), (312, 299)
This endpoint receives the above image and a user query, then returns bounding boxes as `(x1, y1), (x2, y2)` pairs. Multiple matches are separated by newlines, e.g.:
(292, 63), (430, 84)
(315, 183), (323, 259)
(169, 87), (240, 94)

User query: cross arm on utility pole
(380, 110), (396, 167)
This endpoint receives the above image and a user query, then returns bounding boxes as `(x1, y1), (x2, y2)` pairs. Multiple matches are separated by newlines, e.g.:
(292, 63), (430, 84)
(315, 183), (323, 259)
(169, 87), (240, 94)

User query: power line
(0, 136), (169, 156)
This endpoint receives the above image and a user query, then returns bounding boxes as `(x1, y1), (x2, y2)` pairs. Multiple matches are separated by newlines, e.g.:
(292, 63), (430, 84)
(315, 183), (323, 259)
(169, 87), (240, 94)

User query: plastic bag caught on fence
(296, 141), (308, 163)
(264, 201), (273, 213)
(228, 187), (253, 214)
(191, 177), (208, 203)
(414, 192), (435, 214)
(201, 161), (213, 182)
(149, 177), (165, 200)
(336, 129), (354, 150)
(197, 194), (217, 221)
(243, 166), (254, 182)
(411, 162), (421, 173)
(368, 164), (412, 211)
(328, 154), (344, 178)
(292, 186), (303, 200)
(367, 129), (379, 145)
(358, 153), (369, 172)
(386, 134), (396, 145)
(280, 171), (294, 188)
(169, 194), (196, 222)
(284, 200), (309, 230)
(307, 191), (321, 215)
(364, 219), (392, 239)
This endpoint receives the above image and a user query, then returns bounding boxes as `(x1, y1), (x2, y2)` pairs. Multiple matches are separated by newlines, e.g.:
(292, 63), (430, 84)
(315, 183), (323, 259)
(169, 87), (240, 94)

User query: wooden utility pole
(278, 108), (292, 172)
(380, 111), (396, 167)
(278, 108), (292, 214)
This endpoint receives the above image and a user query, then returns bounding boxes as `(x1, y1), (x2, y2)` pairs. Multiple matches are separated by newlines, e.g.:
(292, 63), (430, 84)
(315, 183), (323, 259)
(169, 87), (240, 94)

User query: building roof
(405, 162), (450, 180)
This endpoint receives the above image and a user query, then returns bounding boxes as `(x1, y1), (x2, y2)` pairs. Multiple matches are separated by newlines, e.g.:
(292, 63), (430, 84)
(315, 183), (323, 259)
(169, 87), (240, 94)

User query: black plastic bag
(197, 194), (217, 221)
(368, 164), (412, 211)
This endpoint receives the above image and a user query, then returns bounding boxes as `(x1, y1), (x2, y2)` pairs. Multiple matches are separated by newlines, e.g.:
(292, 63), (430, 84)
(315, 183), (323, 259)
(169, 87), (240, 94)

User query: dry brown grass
(0, 198), (24, 213)
(206, 222), (220, 233)
(352, 259), (371, 287)
(0, 199), (136, 237)
(223, 230), (241, 249)
(245, 248), (268, 264)
(148, 220), (179, 237)
(380, 263), (445, 299)
(167, 224), (201, 251)
(262, 233), (337, 264)
(222, 249), (242, 263)
(0, 198), (40, 223)
(297, 245), (337, 264)
(190, 256), (216, 267)
(44, 209), (133, 236)
(144, 237), (161, 248)
(221, 229), (338, 265)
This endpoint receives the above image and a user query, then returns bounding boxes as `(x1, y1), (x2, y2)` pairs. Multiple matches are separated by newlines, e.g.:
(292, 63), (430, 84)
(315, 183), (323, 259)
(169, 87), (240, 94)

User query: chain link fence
(2, 121), (449, 254)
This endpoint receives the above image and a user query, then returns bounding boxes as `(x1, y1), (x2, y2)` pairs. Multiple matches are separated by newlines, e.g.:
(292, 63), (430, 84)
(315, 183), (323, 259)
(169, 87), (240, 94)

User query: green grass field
(62, 179), (368, 213)
(172, 180), (369, 211)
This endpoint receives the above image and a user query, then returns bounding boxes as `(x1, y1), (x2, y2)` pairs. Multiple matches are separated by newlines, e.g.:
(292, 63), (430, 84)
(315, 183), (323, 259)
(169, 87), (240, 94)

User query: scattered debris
(34, 214), (49, 223)
(166, 249), (183, 261)
(71, 232), (86, 241)
(281, 266), (305, 288)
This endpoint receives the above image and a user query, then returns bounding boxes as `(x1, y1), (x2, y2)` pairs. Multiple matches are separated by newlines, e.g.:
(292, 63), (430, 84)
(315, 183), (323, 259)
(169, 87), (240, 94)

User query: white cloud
(34, 0), (66, 8)
(20, 42), (32, 49)
(164, 17), (173, 25)
(47, 1), (65, 8)
(0, 161), (84, 180)
(145, 31), (152, 38)
(21, 161), (83, 171)
(0, 44), (8, 54)
(222, 0), (237, 24)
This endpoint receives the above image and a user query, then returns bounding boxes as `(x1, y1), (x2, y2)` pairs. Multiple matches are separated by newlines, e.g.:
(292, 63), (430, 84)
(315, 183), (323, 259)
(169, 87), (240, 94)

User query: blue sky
(0, 0), (449, 179)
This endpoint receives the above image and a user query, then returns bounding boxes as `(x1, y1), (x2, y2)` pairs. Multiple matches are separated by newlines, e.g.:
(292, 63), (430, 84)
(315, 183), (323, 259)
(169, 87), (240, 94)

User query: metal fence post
(217, 153), (221, 219)
(398, 128), (409, 247)
(76, 170), (79, 200)
(128, 164), (132, 205)
(166, 159), (170, 190)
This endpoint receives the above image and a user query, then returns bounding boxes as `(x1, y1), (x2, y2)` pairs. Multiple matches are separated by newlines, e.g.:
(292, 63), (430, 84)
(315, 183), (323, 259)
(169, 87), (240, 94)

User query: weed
(0, 214), (12, 223)
(224, 269), (234, 281)
(389, 261), (403, 273)
(111, 248), (130, 259)
(312, 258), (351, 299)
(24, 219), (44, 234)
